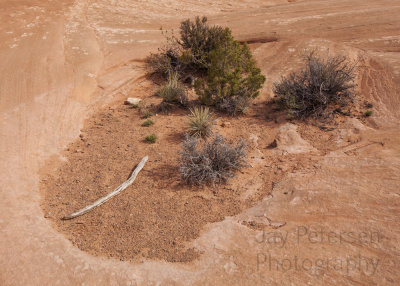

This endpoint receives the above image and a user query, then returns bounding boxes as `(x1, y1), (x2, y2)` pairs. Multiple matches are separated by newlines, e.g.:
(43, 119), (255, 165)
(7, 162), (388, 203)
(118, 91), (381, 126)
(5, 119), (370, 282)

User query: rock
(273, 123), (316, 154)
(221, 121), (231, 127)
(269, 139), (278, 148)
(124, 97), (141, 105)
(270, 221), (286, 228)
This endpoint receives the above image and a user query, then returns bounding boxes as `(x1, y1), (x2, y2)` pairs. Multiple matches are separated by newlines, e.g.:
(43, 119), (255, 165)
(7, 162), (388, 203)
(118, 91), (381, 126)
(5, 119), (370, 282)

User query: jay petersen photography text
(256, 225), (383, 276)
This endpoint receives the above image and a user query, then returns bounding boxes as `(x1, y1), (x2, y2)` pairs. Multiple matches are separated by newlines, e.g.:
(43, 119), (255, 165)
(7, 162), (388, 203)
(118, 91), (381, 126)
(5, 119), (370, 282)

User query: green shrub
(157, 71), (188, 106)
(365, 110), (373, 117)
(178, 16), (226, 71)
(145, 134), (158, 143)
(194, 32), (266, 115)
(179, 133), (247, 185)
(187, 106), (214, 138)
(147, 16), (227, 76)
(274, 52), (356, 119)
(142, 119), (154, 126)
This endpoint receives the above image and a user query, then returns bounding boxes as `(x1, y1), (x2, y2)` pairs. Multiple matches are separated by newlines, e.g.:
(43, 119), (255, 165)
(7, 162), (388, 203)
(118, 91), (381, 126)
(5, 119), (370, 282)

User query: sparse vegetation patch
(147, 16), (265, 115)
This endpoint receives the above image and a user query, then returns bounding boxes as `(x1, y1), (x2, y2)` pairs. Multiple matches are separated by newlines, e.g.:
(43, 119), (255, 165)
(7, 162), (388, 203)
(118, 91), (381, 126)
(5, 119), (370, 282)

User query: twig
(62, 156), (148, 220)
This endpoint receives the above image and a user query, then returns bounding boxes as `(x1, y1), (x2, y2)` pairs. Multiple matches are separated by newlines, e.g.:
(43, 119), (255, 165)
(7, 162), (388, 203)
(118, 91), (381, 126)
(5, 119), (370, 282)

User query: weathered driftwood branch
(62, 156), (148, 220)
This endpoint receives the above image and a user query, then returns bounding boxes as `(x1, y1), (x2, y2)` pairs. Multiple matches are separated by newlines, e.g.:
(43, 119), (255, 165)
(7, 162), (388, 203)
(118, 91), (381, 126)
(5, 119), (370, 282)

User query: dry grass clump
(187, 106), (214, 138)
(157, 72), (188, 107)
(179, 134), (247, 185)
(274, 52), (356, 119)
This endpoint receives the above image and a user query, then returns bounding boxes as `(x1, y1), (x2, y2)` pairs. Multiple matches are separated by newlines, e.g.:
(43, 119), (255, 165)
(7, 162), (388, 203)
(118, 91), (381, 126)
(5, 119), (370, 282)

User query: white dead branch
(62, 156), (148, 220)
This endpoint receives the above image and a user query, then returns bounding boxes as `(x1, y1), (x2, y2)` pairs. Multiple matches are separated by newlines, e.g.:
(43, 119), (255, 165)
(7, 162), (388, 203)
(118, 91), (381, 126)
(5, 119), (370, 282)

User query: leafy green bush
(274, 52), (356, 119)
(179, 133), (247, 185)
(156, 71), (188, 106)
(145, 134), (158, 143)
(187, 106), (214, 138)
(142, 119), (154, 127)
(194, 32), (265, 115)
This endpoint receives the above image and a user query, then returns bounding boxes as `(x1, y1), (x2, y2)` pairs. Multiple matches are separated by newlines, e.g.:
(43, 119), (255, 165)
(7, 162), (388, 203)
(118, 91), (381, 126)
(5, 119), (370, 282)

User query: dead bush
(179, 133), (247, 185)
(217, 96), (252, 116)
(273, 52), (356, 119)
(146, 31), (184, 76)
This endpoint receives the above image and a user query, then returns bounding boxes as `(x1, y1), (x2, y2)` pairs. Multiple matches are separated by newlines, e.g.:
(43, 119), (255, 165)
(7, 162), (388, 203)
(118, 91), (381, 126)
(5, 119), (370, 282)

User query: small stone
(124, 97), (141, 105)
(221, 122), (231, 127)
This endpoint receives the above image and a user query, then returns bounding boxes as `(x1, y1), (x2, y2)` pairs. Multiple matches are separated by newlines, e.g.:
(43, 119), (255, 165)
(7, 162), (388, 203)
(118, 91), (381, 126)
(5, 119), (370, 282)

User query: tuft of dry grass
(157, 71), (188, 106)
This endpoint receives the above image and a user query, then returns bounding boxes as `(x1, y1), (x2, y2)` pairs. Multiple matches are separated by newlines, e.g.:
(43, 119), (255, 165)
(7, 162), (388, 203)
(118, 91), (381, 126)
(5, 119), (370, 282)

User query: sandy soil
(1, 0), (400, 285)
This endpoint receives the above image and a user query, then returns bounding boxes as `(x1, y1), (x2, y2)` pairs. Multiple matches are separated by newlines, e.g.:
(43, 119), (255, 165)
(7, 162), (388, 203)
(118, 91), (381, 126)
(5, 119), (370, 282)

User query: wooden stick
(62, 156), (148, 220)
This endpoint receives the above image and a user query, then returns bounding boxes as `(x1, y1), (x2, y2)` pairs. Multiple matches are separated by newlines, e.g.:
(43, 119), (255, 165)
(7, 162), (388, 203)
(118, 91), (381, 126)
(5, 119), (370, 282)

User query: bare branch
(62, 156), (148, 220)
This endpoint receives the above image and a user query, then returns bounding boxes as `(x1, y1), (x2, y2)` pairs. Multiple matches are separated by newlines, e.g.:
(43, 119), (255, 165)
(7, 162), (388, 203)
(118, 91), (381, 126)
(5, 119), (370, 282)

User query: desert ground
(1, 0), (400, 285)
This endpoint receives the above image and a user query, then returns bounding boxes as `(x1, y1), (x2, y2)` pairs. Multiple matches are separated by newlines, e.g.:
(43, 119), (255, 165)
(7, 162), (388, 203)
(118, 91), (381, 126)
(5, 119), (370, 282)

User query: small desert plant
(145, 134), (158, 143)
(157, 71), (188, 106)
(274, 52), (356, 119)
(365, 110), (373, 117)
(142, 111), (153, 119)
(195, 31), (266, 115)
(142, 119), (154, 126)
(179, 133), (247, 185)
(187, 106), (214, 138)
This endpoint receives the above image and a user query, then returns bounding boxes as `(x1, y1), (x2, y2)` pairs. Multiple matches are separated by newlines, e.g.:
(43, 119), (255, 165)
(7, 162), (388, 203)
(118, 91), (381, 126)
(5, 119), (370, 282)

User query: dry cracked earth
(1, 0), (400, 285)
